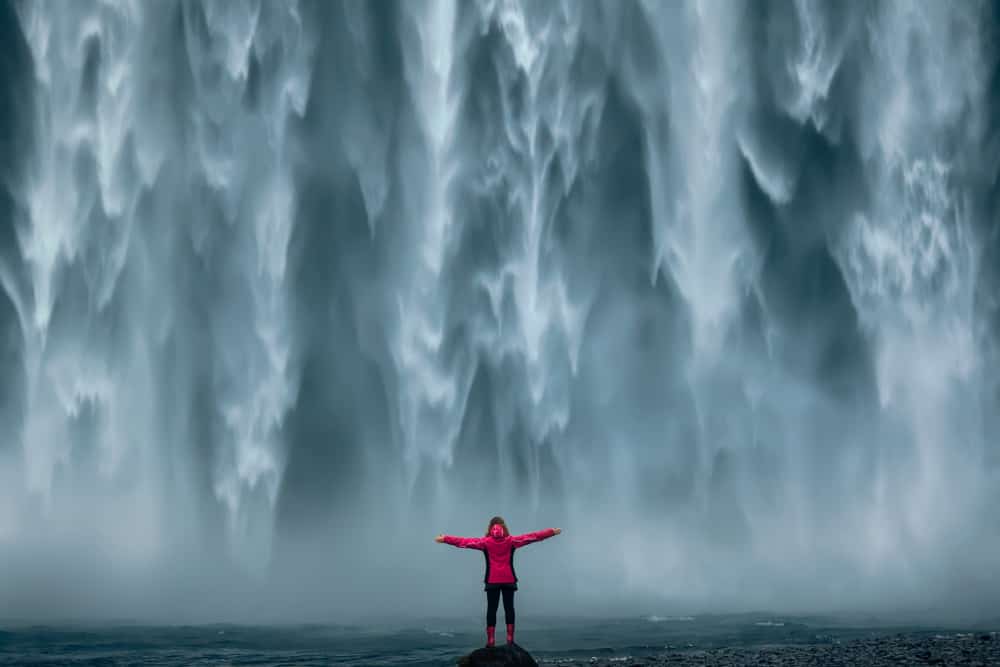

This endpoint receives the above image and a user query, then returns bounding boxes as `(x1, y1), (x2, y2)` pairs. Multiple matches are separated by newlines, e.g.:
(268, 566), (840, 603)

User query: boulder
(456, 642), (538, 666)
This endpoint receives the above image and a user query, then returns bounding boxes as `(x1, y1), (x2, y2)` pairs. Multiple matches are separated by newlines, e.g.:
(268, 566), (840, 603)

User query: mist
(1, 0), (999, 625)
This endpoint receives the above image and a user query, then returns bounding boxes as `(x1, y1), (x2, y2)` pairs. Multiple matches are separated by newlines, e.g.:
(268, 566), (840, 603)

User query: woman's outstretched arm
(510, 527), (561, 547)
(435, 534), (487, 549)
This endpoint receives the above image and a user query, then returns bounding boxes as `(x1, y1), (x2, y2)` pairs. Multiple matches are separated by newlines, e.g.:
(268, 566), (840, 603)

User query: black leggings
(486, 588), (515, 626)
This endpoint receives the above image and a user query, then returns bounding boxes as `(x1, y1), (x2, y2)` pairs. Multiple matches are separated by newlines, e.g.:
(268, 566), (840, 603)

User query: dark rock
(457, 642), (538, 667)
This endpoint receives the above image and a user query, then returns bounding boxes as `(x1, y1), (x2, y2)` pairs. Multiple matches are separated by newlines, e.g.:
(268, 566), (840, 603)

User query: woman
(435, 516), (562, 647)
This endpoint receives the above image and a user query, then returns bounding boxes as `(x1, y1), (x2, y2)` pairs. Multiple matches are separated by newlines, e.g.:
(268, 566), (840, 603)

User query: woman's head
(486, 516), (509, 538)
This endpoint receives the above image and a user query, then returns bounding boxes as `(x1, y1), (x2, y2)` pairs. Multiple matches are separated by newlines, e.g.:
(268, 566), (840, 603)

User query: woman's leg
(486, 588), (501, 632)
(502, 588), (515, 643)
(501, 588), (515, 625)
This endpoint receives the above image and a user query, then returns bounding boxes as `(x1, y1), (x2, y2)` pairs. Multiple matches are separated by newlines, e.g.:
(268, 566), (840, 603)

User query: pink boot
(486, 625), (495, 647)
(506, 623), (515, 645)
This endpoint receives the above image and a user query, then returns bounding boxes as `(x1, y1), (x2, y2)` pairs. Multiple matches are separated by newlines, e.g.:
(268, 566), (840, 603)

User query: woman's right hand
(435, 534), (445, 543)
(553, 528), (562, 535)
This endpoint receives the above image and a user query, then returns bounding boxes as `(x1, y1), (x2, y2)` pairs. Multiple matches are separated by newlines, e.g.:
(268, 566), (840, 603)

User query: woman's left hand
(435, 534), (445, 543)
(552, 528), (562, 535)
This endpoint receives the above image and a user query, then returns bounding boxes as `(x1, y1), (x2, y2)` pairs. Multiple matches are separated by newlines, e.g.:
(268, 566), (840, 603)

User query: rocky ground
(530, 631), (1000, 666)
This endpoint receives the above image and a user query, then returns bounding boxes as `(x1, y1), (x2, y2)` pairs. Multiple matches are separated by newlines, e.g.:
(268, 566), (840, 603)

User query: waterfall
(0, 0), (997, 622)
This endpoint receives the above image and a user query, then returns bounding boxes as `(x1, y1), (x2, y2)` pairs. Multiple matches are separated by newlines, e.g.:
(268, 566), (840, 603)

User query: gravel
(534, 631), (1000, 666)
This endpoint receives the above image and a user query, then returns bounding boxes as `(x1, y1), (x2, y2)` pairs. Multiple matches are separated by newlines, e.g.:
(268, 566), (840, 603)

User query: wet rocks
(457, 642), (539, 667)
(549, 631), (1000, 666)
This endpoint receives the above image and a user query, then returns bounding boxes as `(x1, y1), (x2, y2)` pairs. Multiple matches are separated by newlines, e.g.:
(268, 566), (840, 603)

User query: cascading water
(0, 0), (998, 623)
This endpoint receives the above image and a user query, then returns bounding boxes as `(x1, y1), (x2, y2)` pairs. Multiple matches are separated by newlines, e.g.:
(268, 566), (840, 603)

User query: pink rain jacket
(442, 528), (557, 586)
